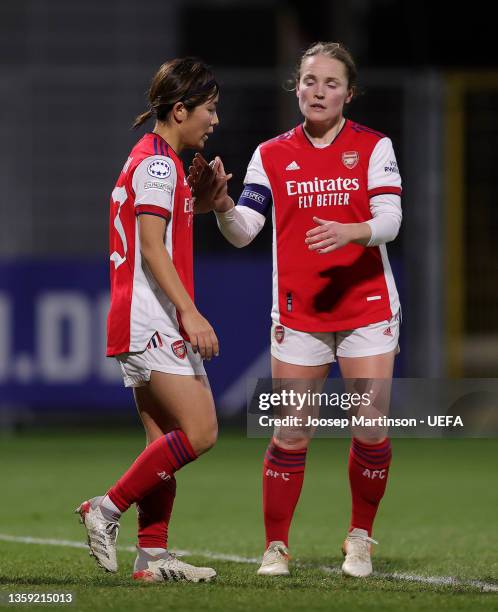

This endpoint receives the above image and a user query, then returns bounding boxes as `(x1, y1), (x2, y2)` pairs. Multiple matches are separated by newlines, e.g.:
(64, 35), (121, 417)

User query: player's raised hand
(210, 156), (234, 212)
(305, 217), (356, 253)
(187, 154), (212, 195)
(180, 306), (219, 360)
(188, 153), (233, 214)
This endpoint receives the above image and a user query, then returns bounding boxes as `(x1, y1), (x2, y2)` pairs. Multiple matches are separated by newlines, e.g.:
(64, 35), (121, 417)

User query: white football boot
(341, 528), (378, 577)
(257, 541), (290, 576)
(75, 497), (120, 573)
(133, 548), (216, 583)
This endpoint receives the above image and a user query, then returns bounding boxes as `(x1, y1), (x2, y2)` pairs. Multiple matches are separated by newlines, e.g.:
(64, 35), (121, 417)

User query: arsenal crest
(274, 325), (285, 344)
(171, 340), (187, 359)
(342, 151), (359, 169)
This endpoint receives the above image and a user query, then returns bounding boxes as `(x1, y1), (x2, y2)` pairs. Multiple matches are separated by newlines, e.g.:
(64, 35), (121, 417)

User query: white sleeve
(366, 194), (402, 246)
(365, 137), (402, 246)
(132, 155), (177, 217)
(244, 146), (271, 189)
(213, 144), (269, 247)
(215, 205), (266, 248)
(367, 137), (402, 197)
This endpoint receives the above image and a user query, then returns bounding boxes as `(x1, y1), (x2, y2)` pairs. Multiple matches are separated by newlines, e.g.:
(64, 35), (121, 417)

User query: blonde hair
(295, 42), (357, 98)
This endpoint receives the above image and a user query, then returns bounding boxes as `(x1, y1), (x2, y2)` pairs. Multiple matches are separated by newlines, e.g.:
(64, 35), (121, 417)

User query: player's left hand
(305, 217), (355, 253)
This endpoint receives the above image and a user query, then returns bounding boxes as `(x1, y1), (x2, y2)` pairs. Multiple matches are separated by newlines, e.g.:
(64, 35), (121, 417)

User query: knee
(353, 433), (389, 445)
(273, 432), (309, 451)
(354, 431), (388, 445)
(187, 422), (218, 456)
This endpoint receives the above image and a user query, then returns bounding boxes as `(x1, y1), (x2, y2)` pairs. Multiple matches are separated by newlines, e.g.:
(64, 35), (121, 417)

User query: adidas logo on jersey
(285, 161), (300, 171)
(383, 327), (393, 337)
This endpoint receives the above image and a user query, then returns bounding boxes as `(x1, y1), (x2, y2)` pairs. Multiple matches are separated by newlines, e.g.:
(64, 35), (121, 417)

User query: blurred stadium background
(0, 0), (497, 425)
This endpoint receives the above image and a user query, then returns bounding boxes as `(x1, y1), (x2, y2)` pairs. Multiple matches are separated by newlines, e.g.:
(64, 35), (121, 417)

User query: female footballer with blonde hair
(189, 42), (402, 578)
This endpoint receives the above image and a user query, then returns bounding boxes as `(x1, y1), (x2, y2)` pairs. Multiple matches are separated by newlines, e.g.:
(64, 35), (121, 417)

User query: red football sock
(137, 476), (176, 549)
(262, 438), (307, 548)
(348, 437), (392, 536)
(107, 429), (196, 513)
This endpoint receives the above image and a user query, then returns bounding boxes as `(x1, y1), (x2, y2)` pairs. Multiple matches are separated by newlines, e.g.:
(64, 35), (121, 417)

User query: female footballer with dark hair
(76, 57), (221, 583)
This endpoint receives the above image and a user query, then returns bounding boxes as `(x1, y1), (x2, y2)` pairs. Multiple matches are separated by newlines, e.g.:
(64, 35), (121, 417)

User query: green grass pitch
(0, 430), (497, 611)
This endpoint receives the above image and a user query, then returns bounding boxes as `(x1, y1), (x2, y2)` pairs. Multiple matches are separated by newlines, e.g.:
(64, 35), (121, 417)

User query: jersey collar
(298, 118), (349, 149)
(145, 131), (181, 159)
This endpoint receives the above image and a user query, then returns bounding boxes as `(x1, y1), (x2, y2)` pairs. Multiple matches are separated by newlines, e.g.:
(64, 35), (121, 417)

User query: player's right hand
(188, 153), (232, 214)
(181, 307), (219, 360)
(209, 156), (233, 211)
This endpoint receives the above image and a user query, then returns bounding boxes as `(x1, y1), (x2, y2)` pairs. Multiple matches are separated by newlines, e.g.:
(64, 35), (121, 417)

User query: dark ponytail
(133, 109), (154, 129)
(132, 57), (219, 129)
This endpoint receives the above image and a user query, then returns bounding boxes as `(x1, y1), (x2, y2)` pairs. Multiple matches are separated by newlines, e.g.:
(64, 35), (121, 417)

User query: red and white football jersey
(242, 120), (402, 332)
(106, 133), (194, 356)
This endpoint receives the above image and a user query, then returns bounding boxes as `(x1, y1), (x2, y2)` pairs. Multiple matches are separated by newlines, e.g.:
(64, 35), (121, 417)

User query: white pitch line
(319, 566), (498, 593)
(0, 534), (260, 564)
(0, 534), (496, 593)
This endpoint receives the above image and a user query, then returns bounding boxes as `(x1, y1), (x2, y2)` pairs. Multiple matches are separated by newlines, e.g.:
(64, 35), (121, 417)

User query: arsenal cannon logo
(171, 339), (187, 359)
(342, 151), (359, 169)
(274, 325), (285, 344)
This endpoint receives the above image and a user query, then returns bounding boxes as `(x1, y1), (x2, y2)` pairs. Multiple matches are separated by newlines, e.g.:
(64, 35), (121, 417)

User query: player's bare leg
(257, 358), (330, 576)
(77, 372), (217, 580)
(133, 373), (217, 582)
(134, 384), (179, 445)
(271, 357), (330, 450)
(131, 385), (179, 570)
(142, 371), (218, 455)
(338, 350), (396, 577)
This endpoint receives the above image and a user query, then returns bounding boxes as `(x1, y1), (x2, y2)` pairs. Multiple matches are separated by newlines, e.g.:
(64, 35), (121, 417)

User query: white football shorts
(116, 331), (206, 387)
(271, 311), (400, 366)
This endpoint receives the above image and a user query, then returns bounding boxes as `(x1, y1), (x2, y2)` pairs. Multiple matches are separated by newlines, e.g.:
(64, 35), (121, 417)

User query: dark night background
(1, 0), (497, 421)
